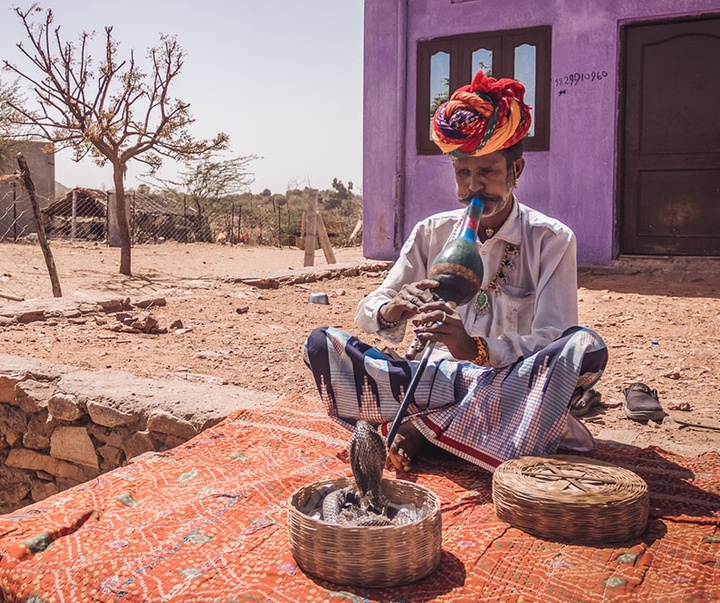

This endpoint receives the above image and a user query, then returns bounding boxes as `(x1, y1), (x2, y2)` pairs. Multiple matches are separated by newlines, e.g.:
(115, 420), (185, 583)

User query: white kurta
(355, 198), (579, 369)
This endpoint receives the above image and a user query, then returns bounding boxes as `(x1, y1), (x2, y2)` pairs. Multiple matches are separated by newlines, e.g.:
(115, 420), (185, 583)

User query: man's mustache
(459, 193), (499, 204)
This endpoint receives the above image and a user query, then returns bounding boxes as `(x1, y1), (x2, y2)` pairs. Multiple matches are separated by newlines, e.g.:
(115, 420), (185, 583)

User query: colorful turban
(432, 70), (532, 157)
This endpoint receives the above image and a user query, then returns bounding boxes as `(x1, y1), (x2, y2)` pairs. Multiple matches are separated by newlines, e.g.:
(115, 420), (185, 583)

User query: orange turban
(432, 70), (532, 157)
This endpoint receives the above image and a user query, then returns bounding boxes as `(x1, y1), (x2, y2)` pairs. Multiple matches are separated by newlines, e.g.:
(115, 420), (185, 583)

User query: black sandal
(623, 382), (665, 422)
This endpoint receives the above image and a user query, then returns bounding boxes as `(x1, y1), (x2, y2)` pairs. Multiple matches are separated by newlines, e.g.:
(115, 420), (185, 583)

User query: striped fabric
(304, 325), (608, 472)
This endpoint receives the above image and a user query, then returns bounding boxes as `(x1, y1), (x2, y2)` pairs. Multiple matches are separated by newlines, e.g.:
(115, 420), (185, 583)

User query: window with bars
(416, 26), (551, 154)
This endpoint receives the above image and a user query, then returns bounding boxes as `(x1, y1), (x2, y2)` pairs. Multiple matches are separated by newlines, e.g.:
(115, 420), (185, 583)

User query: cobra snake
(322, 420), (392, 526)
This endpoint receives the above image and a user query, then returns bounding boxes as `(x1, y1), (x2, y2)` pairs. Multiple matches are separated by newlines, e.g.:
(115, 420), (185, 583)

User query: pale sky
(0, 1), (364, 194)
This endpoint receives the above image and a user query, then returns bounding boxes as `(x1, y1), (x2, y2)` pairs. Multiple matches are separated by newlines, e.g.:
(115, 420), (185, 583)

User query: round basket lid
(492, 455), (649, 544)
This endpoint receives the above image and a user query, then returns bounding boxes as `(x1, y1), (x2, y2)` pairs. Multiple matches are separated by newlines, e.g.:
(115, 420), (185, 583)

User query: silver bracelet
(377, 305), (400, 330)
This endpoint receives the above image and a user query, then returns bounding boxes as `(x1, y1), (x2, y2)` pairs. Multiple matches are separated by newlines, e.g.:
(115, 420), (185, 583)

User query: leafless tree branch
(1, 4), (232, 275)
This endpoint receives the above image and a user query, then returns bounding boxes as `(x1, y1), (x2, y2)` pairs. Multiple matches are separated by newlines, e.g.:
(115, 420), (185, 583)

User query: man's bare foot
(386, 421), (426, 472)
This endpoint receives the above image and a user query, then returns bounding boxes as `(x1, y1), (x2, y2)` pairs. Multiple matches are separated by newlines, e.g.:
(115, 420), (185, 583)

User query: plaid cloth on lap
(305, 326), (608, 471)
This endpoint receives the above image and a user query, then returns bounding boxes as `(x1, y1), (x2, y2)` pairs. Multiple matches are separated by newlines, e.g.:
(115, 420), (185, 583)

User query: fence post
(316, 213), (337, 264)
(238, 205), (242, 243)
(106, 191), (111, 246)
(230, 203), (235, 245)
(12, 180), (17, 241)
(131, 191), (135, 245)
(303, 189), (318, 267)
(183, 197), (188, 244)
(299, 211), (306, 248)
(71, 189), (77, 239)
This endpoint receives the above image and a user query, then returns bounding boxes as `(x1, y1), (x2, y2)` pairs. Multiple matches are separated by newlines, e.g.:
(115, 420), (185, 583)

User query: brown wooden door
(621, 17), (720, 256)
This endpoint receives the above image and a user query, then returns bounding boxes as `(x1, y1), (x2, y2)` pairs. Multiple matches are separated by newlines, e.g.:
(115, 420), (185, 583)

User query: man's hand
(410, 301), (478, 361)
(378, 280), (439, 324)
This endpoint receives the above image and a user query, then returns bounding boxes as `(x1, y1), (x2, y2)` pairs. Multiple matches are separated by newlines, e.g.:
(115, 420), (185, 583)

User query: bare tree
(171, 156), (257, 211)
(2, 5), (229, 274)
(154, 155), (258, 242)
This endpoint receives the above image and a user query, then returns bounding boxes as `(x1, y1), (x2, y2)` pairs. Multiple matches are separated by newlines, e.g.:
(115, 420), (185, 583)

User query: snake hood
(350, 420), (388, 509)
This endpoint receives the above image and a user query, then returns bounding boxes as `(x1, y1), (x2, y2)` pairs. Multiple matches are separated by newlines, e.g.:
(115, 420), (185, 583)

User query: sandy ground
(1, 240), (719, 459)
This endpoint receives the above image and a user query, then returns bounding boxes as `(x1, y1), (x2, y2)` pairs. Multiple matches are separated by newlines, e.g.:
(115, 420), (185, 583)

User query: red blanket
(1, 393), (718, 602)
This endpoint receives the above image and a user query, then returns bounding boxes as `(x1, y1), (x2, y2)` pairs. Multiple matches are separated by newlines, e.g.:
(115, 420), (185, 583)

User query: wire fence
(0, 183), (362, 299)
(0, 180), (38, 242)
(1, 186), (361, 248)
(127, 191), (361, 248)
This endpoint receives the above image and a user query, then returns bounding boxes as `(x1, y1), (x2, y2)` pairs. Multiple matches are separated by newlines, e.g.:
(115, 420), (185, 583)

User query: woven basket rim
(288, 476), (441, 528)
(493, 454), (648, 504)
(287, 476), (443, 587)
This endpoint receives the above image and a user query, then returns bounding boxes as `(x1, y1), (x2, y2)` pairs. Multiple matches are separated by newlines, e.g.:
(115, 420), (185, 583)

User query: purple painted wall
(362, 0), (720, 264)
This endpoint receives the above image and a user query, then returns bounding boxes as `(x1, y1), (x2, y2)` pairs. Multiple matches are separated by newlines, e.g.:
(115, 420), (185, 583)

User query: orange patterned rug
(0, 393), (718, 602)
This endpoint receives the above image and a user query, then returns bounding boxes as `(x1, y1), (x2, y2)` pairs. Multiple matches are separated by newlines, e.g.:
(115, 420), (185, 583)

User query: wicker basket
(287, 477), (442, 588)
(492, 455), (649, 544)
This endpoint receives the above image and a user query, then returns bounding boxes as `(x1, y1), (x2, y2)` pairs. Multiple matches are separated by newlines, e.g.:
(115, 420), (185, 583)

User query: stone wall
(0, 354), (277, 513)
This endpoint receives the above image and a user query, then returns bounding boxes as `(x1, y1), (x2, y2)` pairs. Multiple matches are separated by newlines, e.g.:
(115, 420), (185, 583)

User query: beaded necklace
(475, 243), (519, 313)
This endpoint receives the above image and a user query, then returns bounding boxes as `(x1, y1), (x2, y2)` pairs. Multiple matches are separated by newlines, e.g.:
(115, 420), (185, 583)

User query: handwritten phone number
(554, 71), (608, 86)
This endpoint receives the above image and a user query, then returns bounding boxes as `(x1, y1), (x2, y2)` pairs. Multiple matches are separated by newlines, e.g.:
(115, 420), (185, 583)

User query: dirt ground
(1, 240), (719, 459)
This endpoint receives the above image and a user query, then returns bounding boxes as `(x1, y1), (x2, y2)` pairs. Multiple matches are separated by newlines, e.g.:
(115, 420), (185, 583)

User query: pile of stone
(0, 293), (165, 324)
(0, 293), (182, 337)
(107, 310), (166, 334)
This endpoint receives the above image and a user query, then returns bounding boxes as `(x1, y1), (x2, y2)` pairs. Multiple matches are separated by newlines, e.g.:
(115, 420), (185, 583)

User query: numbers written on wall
(555, 70), (609, 87)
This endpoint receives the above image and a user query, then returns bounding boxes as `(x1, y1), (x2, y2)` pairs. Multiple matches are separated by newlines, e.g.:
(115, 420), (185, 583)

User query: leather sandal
(570, 388), (602, 417)
(623, 382), (665, 422)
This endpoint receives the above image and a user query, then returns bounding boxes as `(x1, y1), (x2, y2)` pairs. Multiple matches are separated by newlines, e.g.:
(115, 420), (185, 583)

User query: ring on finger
(441, 311), (447, 322)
